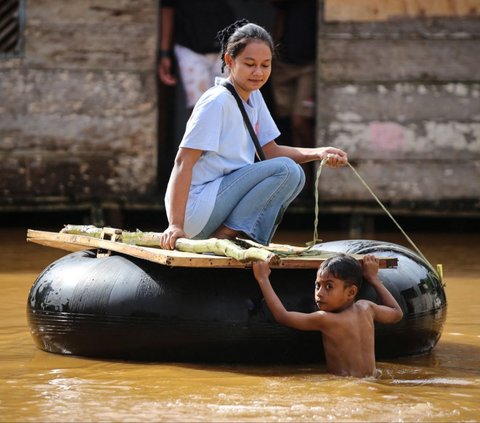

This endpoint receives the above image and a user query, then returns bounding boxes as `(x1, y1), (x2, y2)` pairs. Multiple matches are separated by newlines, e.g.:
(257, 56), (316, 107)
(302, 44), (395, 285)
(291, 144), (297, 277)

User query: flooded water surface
(1, 227), (479, 422)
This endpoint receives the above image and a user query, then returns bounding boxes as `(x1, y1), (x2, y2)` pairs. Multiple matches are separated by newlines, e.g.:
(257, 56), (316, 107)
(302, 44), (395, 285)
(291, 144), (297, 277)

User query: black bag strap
(221, 81), (266, 161)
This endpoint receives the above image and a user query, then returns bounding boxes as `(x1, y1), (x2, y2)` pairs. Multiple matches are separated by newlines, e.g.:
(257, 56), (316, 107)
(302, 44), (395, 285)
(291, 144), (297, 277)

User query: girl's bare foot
(211, 225), (240, 240)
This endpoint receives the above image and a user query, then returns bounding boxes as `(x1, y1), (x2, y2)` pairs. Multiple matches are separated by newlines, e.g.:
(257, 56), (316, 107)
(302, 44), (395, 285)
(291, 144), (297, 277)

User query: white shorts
(174, 44), (224, 108)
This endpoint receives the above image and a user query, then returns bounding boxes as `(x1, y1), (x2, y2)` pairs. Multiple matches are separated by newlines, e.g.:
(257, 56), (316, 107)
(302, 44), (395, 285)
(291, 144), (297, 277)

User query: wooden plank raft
(27, 229), (398, 270)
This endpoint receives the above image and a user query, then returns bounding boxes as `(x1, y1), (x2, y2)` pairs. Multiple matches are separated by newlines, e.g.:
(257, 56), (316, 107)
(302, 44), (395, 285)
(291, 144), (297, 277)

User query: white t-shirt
(165, 78), (280, 237)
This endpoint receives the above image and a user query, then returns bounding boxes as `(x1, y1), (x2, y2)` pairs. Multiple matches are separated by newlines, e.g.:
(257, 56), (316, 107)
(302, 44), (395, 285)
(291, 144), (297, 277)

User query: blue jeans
(194, 157), (305, 245)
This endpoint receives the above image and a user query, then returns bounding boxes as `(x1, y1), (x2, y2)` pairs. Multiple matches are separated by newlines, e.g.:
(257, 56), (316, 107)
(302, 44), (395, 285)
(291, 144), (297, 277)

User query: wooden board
(325, 0), (480, 22)
(26, 230), (398, 269)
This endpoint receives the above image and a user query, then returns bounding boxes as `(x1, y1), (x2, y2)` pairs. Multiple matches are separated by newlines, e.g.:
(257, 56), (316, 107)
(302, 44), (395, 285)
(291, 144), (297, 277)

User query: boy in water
(252, 254), (403, 377)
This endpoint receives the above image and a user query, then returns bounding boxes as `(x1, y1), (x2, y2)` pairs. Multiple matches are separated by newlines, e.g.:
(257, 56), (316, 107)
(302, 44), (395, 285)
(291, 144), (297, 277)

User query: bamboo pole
(60, 225), (279, 264)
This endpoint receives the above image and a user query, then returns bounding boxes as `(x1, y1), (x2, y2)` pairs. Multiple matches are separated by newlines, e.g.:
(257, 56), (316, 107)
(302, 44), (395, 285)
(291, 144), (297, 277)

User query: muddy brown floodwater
(1, 226), (479, 422)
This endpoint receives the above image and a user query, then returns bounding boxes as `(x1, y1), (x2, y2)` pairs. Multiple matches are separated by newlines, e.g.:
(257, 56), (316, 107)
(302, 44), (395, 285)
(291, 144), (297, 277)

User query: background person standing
(158, 0), (236, 115)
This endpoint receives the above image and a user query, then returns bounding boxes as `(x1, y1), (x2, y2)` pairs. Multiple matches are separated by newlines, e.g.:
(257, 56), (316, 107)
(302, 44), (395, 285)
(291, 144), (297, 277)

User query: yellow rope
(312, 159), (439, 277)
(312, 157), (329, 245)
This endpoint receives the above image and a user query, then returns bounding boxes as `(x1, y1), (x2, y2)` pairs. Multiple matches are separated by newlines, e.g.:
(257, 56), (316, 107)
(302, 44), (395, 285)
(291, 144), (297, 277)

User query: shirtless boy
(252, 254), (403, 377)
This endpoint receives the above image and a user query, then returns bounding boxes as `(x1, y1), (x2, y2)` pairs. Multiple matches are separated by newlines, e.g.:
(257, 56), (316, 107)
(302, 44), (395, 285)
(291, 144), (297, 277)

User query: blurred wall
(316, 0), (480, 214)
(0, 0), (158, 212)
(1, 0), (479, 218)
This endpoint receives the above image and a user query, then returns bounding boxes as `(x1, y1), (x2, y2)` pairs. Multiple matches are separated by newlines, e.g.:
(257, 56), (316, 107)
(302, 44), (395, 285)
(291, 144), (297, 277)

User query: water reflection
(1, 228), (479, 422)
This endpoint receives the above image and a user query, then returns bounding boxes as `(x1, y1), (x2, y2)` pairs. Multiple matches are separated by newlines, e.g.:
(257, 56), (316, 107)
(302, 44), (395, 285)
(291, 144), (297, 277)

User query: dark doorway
(155, 0), (277, 195)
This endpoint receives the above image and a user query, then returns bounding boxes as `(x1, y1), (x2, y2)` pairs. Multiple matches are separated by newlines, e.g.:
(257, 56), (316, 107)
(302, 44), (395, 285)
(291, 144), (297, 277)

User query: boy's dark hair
(319, 254), (363, 289)
(217, 19), (274, 72)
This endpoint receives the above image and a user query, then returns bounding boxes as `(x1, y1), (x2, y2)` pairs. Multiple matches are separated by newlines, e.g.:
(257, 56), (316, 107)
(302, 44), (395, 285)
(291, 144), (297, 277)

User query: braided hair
(216, 19), (274, 73)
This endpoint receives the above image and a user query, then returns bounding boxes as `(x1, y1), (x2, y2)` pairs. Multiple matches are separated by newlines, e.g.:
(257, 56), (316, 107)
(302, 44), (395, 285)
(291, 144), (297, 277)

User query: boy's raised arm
(252, 261), (289, 322)
(252, 261), (326, 331)
(362, 255), (403, 323)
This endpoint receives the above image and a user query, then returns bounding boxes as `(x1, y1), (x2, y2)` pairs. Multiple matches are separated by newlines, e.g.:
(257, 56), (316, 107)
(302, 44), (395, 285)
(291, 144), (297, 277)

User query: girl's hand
(160, 225), (187, 250)
(319, 147), (348, 168)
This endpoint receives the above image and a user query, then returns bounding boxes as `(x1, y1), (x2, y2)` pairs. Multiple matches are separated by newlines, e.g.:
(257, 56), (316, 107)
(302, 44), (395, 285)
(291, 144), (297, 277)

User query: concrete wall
(316, 16), (480, 213)
(0, 0), (158, 211)
(1, 0), (479, 218)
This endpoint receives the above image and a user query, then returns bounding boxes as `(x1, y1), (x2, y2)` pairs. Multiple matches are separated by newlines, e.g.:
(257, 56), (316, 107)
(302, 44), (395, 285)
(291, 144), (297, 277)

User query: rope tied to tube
(312, 156), (439, 278)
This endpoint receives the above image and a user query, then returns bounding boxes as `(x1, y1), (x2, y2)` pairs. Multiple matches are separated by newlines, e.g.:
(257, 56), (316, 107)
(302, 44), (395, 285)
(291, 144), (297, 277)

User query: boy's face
(314, 268), (357, 312)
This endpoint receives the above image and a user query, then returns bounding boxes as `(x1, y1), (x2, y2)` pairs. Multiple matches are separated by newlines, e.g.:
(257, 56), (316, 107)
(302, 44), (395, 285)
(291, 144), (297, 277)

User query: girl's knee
(275, 157), (305, 187)
(296, 164), (306, 187)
